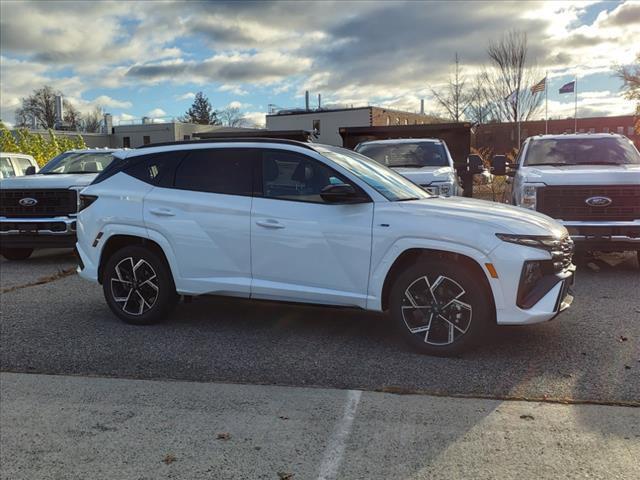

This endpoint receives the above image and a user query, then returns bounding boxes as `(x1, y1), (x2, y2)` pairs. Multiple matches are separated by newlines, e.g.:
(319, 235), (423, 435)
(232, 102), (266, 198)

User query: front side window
(0, 156), (15, 178)
(261, 150), (351, 203)
(39, 151), (115, 174)
(524, 137), (640, 166)
(317, 146), (430, 202)
(356, 141), (449, 168)
(174, 148), (254, 195)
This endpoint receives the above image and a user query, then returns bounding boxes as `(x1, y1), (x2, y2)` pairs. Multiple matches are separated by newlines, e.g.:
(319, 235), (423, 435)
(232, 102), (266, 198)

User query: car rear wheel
(389, 257), (492, 356)
(1, 248), (33, 261)
(102, 245), (178, 325)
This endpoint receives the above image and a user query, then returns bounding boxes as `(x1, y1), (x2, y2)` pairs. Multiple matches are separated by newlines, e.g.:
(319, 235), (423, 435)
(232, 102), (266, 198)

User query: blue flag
(559, 81), (575, 94)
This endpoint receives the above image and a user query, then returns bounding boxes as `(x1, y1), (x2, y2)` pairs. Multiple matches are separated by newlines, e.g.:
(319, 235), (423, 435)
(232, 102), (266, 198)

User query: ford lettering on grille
(585, 196), (612, 207)
(18, 197), (38, 207)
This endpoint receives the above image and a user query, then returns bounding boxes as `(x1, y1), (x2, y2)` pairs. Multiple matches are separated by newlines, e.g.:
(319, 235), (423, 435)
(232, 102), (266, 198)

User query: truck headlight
(438, 182), (453, 196)
(521, 184), (538, 210)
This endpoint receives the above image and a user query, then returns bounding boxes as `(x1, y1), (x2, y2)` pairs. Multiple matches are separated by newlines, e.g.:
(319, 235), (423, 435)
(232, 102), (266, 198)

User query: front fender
(367, 238), (504, 311)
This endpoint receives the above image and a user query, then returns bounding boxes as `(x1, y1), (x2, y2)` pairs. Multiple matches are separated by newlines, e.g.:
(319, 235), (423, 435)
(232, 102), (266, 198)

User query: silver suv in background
(0, 149), (119, 260)
(355, 139), (462, 196)
(494, 133), (640, 260)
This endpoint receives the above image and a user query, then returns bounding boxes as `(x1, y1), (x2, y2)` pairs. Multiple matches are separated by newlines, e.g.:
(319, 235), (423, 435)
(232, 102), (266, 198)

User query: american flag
(531, 77), (546, 94)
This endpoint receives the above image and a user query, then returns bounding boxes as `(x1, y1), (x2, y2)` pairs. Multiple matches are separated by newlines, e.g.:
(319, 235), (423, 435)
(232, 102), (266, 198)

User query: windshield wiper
(64, 170), (95, 174)
(390, 164), (425, 168)
(396, 197), (422, 202)
(573, 161), (623, 165)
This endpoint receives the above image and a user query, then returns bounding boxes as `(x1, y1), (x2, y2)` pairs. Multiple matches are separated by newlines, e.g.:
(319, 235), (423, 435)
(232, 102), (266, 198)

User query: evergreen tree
(181, 91), (220, 125)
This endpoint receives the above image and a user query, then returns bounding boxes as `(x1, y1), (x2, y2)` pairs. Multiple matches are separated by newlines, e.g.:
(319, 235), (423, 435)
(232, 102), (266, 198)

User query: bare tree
(430, 53), (471, 122)
(218, 106), (249, 127)
(480, 30), (543, 123)
(63, 102), (82, 130)
(466, 77), (496, 125)
(15, 85), (59, 128)
(616, 52), (639, 134)
(83, 107), (104, 133)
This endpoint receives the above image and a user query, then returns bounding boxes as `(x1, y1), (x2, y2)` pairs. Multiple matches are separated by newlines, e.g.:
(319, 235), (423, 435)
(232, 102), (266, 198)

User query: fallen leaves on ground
(277, 472), (294, 479)
(520, 414), (535, 421)
(162, 454), (176, 465)
(217, 432), (231, 440)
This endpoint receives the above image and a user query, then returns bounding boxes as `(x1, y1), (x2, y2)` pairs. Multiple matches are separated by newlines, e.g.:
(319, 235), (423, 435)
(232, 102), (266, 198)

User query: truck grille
(0, 189), (78, 218)
(537, 185), (640, 221)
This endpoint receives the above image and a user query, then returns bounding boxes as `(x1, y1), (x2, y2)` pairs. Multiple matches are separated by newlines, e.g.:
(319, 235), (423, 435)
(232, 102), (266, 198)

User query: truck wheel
(102, 245), (178, 325)
(1, 248), (33, 261)
(389, 257), (492, 356)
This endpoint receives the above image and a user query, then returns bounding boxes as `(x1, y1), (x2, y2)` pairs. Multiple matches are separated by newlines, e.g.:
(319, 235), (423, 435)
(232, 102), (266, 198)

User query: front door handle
(255, 219), (285, 229)
(149, 208), (175, 217)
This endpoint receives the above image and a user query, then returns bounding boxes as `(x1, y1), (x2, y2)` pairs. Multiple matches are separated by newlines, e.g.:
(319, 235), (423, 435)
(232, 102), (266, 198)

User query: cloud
(218, 84), (249, 96)
(126, 51), (312, 85)
(226, 101), (252, 109)
(175, 92), (196, 101)
(146, 108), (167, 118)
(242, 111), (266, 128)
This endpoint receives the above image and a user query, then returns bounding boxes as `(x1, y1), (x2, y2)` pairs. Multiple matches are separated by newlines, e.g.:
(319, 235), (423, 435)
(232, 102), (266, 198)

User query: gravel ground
(1, 250), (638, 404)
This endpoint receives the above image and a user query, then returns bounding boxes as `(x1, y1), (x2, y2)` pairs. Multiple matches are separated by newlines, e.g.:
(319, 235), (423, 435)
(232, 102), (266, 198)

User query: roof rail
(136, 137), (316, 150)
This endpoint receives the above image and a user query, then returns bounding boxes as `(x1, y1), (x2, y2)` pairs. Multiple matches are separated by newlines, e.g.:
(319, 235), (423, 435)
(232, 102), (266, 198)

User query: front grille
(537, 185), (640, 221)
(0, 221), (69, 233)
(550, 235), (574, 271)
(0, 189), (78, 217)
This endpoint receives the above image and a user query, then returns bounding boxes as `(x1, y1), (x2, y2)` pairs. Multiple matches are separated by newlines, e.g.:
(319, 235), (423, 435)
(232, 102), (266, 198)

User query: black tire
(1, 248), (33, 261)
(389, 257), (492, 356)
(102, 245), (178, 325)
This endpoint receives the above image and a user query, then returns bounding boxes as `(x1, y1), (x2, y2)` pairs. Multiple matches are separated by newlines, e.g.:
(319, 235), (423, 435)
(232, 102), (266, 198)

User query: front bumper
(562, 220), (640, 251)
(0, 216), (77, 249)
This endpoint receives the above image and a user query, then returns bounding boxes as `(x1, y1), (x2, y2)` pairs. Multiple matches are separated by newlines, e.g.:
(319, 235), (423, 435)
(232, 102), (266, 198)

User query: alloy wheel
(110, 257), (159, 316)
(401, 275), (472, 345)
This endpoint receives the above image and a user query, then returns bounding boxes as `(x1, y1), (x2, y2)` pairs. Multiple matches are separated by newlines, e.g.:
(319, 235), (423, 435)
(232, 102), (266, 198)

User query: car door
(143, 148), (256, 296)
(250, 149), (374, 308)
(12, 156), (36, 175)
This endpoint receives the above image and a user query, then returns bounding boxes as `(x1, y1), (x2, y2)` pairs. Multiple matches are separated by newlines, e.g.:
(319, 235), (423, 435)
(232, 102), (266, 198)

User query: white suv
(76, 139), (575, 355)
(355, 139), (461, 196)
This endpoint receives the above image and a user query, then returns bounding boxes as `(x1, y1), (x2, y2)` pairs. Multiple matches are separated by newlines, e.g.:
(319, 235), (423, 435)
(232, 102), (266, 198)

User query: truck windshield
(356, 142), (449, 168)
(40, 151), (116, 174)
(524, 137), (640, 166)
(317, 146), (430, 202)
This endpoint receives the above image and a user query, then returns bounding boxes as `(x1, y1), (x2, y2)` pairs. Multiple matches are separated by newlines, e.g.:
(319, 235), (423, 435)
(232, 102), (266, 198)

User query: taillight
(79, 194), (98, 211)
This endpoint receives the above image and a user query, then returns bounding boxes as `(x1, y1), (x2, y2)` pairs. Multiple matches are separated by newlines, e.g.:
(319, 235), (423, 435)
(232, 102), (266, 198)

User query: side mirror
(491, 155), (509, 176)
(466, 154), (485, 175)
(320, 183), (367, 203)
(25, 166), (36, 175)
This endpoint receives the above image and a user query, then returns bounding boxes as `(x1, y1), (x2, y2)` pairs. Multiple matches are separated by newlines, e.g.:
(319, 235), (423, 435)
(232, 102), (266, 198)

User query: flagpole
(574, 76), (578, 133)
(545, 72), (548, 134)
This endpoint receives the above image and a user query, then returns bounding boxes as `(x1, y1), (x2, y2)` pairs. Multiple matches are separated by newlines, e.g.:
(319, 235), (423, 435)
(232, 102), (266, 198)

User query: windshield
(39, 151), (116, 174)
(524, 137), (640, 166)
(317, 146), (430, 201)
(356, 141), (449, 168)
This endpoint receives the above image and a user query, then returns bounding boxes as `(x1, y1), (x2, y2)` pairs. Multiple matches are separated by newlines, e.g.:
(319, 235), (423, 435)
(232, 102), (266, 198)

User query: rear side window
(125, 151), (184, 187)
(13, 156), (35, 175)
(0, 156), (16, 178)
(174, 148), (255, 195)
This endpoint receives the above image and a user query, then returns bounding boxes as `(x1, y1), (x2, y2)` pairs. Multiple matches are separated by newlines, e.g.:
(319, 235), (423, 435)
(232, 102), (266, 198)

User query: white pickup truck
(495, 133), (640, 261)
(0, 148), (119, 260)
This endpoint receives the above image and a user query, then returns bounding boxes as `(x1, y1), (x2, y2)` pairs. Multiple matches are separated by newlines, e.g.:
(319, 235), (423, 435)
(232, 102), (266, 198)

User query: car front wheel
(389, 257), (492, 356)
(102, 245), (178, 325)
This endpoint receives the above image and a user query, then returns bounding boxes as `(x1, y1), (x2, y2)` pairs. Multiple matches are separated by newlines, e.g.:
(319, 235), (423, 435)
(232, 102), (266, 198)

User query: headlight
(521, 184), (538, 210)
(496, 234), (560, 250)
(437, 182), (453, 196)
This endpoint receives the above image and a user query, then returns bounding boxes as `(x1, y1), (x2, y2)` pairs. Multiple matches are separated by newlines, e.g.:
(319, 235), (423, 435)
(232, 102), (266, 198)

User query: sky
(1, 0), (638, 128)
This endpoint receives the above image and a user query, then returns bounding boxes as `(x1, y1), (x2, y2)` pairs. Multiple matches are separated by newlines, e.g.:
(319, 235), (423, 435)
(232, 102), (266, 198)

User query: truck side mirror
(491, 155), (509, 176)
(466, 154), (484, 175)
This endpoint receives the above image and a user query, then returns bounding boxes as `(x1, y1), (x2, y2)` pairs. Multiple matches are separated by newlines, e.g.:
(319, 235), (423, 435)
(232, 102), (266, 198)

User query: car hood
(519, 164), (640, 185)
(0, 173), (97, 189)
(400, 196), (567, 237)
(392, 166), (455, 185)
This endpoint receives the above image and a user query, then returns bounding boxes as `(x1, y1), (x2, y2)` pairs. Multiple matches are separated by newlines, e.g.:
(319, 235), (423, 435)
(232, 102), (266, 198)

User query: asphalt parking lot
(1, 249), (639, 405)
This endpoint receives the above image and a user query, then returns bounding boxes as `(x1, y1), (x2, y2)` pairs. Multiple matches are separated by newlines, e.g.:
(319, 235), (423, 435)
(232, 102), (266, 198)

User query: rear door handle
(149, 208), (175, 217)
(255, 219), (285, 229)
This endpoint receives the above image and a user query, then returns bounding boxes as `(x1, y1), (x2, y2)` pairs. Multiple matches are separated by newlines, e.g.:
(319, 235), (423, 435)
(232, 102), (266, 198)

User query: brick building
(474, 115), (638, 153)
